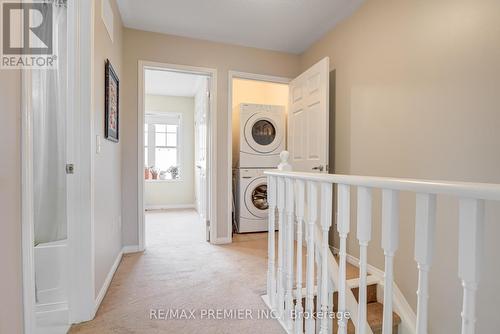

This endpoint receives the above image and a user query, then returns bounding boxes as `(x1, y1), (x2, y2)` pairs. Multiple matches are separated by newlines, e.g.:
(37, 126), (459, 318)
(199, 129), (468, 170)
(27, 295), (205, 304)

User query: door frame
(21, 0), (95, 331)
(227, 71), (291, 242)
(137, 61), (218, 249)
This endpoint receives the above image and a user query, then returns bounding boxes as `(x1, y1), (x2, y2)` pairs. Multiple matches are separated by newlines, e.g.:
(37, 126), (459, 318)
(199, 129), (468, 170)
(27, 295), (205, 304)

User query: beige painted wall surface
(231, 78), (289, 167)
(301, 0), (500, 332)
(0, 69), (23, 334)
(121, 28), (300, 244)
(144, 95), (195, 207)
(93, 0), (124, 297)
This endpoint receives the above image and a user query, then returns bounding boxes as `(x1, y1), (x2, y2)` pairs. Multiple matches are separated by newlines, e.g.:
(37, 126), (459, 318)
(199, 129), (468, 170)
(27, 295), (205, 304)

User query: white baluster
(319, 183), (333, 334)
(458, 198), (484, 334)
(381, 189), (399, 334)
(327, 280), (334, 334)
(316, 250), (322, 334)
(277, 177), (286, 319)
(285, 178), (295, 331)
(337, 184), (350, 334)
(305, 181), (318, 334)
(267, 175), (277, 309)
(356, 186), (373, 334)
(295, 180), (306, 334)
(414, 193), (436, 334)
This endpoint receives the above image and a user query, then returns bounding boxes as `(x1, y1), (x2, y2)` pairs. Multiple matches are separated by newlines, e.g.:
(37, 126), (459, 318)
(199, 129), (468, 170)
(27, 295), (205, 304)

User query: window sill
(145, 179), (183, 183)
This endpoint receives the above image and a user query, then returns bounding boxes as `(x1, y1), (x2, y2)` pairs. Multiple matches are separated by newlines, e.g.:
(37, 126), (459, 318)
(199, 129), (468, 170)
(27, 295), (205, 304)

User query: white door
(194, 77), (210, 240)
(288, 57), (330, 172)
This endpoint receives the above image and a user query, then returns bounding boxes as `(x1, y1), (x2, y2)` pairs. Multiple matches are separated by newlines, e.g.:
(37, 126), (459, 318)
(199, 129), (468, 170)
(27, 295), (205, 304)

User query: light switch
(96, 135), (101, 154)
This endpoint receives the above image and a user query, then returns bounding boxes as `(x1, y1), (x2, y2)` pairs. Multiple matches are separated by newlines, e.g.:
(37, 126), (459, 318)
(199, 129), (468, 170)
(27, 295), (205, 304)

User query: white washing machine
(234, 168), (272, 233)
(234, 103), (286, 168)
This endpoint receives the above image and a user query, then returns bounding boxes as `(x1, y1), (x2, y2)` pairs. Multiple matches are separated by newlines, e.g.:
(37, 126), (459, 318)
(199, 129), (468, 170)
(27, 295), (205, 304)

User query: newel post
(267, 175), (277, 309)
(278, 150), (292, 171)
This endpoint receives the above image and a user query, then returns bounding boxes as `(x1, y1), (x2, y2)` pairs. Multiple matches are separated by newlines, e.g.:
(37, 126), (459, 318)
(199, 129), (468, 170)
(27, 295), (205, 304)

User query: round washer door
(244, 113), (283, 154)
(244, 176), (268, 218)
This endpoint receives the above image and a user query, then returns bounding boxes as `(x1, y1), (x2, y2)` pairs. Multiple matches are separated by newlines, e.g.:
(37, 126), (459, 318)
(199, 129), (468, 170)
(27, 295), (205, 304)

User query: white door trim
(227, 71), (291, 243)
(21, 64), (36, 334)
(69, 0), (96, 322)
(21, 0), (95, 331)
(137, 61), (218, 250)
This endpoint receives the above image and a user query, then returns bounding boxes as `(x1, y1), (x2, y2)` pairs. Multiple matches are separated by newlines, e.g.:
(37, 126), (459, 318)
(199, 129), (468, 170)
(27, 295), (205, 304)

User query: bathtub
(34, 239), (69, 334)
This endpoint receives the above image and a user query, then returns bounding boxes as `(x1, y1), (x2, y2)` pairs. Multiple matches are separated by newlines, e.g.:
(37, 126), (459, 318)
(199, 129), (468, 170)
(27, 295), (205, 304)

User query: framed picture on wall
(105, 59), (119, 142)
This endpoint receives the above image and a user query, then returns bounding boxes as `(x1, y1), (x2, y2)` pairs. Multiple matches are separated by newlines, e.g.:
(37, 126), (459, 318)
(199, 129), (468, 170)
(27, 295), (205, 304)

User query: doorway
(228, 72), (291, 237)
(138, 62), (217, 249)
(21, 0), (95, 332)
(228, 59), (331, 238)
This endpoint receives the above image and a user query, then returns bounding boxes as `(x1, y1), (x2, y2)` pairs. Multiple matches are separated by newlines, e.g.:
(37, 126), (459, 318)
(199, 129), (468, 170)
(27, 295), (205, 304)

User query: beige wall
(121, 28), (301, 244)
(231, 78), (289, 168)
(301, 0), (500, 332)
(93, 0), (124, 297)
(144, 95), (195, 207)
(0, 69), (23, 334)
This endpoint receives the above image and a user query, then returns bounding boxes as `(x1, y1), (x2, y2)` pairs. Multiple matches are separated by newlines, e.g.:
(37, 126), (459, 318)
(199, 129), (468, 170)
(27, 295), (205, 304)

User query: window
(144, 113), (181, 180)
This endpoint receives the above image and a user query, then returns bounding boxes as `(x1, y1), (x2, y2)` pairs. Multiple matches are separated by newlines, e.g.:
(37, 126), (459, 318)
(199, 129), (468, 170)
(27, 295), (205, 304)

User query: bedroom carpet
(69, 209), (285, 334)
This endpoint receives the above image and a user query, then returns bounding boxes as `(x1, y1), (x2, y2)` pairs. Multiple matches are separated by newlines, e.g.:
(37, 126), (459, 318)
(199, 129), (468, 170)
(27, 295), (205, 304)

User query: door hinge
(206, 219), (211, 242)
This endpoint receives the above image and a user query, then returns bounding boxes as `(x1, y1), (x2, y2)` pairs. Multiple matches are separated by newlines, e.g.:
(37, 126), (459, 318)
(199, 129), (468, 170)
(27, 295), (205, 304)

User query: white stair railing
(264, 152), (500, 334)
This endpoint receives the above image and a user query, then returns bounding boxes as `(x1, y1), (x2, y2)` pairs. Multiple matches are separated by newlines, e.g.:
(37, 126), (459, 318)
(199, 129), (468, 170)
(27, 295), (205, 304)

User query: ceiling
(145, 69), (205, 97)
(116, 0), (364, 54)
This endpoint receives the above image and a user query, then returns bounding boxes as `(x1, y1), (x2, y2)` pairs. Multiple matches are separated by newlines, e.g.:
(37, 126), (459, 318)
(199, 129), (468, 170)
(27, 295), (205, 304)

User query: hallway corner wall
(93, 0), (124, 298)
(0, 66), (23, 334)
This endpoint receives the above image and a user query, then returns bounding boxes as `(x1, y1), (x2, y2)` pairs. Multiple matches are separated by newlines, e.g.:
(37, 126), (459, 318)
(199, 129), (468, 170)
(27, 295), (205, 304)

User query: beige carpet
(70, 209), (285, 334)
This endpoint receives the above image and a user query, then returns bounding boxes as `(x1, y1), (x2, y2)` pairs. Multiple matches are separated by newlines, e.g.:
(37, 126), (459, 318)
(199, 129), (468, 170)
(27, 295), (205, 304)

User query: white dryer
(234, 168), (272, 233)
(234, 103), (286, 168)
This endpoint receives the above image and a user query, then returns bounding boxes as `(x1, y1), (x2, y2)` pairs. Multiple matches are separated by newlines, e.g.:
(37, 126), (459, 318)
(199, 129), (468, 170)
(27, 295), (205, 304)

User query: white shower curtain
(33, 1), (68, 245)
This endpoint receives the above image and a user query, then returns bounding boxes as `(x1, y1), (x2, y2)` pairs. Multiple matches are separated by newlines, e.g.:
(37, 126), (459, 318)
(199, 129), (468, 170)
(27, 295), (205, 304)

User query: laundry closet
(231, 78), (289, 233)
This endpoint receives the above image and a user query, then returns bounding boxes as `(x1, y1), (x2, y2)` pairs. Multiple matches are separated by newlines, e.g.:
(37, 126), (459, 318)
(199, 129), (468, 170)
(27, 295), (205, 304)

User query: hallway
(70, 210), (284, 333)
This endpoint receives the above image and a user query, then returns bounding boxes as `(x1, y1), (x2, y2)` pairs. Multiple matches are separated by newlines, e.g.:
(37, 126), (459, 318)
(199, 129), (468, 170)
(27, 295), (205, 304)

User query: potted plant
(150, 167), (159, 180)
(167, 165), (179, 180)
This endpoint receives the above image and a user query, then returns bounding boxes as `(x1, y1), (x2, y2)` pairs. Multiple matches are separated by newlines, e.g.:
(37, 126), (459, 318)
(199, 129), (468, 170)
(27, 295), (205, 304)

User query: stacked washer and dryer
(233, 103), (286, 233)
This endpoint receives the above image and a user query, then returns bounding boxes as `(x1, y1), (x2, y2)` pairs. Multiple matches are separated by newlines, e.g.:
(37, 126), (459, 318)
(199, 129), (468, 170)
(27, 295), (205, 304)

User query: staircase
(332, 282), (400, 334)
(262, 153), (500, 334)
(296, 268), (401, 334)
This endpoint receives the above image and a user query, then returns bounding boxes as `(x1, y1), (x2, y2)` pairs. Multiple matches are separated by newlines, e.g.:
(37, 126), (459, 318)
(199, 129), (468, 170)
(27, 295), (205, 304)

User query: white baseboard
(145, 203), (195, 211)
(122, 245), (141, 254)
(94, 250), (123, 315)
